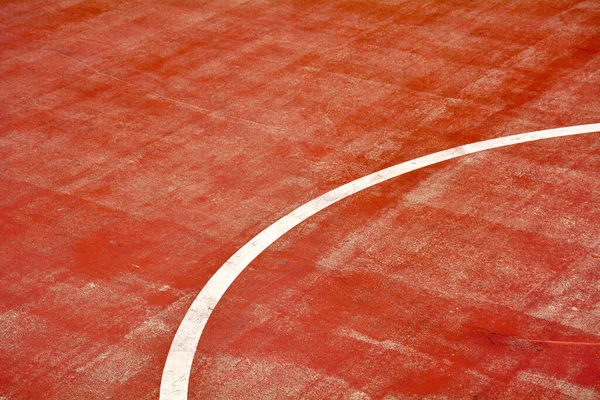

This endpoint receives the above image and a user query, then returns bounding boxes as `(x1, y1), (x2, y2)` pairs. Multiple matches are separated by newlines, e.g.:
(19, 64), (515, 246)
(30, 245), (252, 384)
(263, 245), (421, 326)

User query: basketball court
(1, 1), (600, 399)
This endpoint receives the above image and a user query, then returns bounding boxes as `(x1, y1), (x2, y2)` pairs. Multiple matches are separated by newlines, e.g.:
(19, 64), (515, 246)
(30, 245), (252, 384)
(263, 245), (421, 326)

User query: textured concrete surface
(1, 0), (599, 399)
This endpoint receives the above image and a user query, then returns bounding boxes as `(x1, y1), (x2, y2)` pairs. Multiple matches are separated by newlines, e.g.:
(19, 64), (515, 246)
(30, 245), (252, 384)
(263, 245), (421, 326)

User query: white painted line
(160, 123), (600, 399)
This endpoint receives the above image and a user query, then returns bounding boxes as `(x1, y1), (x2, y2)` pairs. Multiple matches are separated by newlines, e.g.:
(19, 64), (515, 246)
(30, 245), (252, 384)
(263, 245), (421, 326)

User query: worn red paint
(1, 0), (599, 398)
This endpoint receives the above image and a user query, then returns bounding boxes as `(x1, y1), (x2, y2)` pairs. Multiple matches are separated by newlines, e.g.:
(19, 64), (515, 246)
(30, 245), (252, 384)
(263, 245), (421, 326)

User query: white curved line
(160, 123), (600, 399)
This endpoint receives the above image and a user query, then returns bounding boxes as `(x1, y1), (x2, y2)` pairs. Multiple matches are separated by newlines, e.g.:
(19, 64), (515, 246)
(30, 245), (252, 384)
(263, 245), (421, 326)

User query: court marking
(160, 123), (600, 399)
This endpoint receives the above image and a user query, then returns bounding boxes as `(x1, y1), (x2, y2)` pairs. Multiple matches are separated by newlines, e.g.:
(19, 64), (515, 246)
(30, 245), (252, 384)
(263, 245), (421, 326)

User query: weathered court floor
(1, 1), (600, 399)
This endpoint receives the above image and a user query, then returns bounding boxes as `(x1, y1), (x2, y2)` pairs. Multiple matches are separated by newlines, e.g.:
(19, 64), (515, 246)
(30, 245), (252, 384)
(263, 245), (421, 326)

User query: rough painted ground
(1, 0), (599, 399)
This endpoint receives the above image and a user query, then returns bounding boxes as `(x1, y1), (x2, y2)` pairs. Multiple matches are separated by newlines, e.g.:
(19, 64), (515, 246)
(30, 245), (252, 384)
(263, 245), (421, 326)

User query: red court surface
(1, 1), (600, 399)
